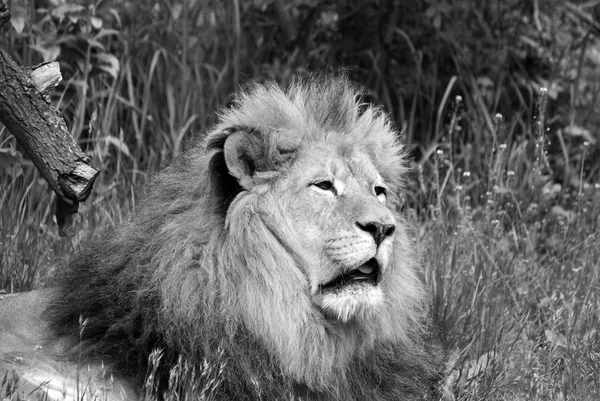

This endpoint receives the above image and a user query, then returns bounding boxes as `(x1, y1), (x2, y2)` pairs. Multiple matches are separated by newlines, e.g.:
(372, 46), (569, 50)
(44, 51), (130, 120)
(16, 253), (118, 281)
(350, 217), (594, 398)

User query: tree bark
(0, 7), (99, 237)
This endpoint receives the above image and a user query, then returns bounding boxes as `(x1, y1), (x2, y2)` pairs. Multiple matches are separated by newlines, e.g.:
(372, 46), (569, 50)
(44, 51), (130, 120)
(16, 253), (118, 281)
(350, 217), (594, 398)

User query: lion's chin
(314, 284), (384, 323)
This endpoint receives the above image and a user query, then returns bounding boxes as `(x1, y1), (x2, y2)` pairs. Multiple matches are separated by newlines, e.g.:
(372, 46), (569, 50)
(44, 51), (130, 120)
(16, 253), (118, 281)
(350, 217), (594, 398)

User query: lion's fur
(44, 75), (438, 400)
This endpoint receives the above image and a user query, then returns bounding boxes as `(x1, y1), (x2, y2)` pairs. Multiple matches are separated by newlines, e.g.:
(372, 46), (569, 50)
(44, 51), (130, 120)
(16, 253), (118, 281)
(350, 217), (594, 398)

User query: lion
(0, 75), (438, 400)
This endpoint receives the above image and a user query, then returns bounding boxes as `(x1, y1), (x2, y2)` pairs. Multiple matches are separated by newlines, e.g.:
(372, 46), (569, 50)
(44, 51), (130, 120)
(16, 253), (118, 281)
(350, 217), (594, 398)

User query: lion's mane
(47, 75), (438, 400)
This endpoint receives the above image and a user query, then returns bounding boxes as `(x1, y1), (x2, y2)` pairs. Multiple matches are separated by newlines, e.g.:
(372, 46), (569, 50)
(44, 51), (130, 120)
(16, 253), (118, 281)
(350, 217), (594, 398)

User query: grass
(418, 89), (600, 400)
(2, 1), (600, 400)
(422, 160), (600, 399)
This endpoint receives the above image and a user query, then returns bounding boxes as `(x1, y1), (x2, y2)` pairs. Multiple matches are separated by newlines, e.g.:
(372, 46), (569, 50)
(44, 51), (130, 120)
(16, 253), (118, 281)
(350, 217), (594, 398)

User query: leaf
(564, 125), (596, 144)
(9, 0), (29, 34)
(105, 134), (131, 159)
(29, 44), (61, 62)
(0, 148), (28, 166)
(94, 28), (122, 41)
(52, 4), (85, 21)
(94, 53), (120, 79)
(87, 38), (106, 51)
(90, 16), (103, 30)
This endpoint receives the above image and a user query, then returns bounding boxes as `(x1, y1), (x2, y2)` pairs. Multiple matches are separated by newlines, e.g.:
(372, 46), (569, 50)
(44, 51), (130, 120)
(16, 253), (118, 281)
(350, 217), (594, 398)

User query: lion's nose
(357, 221), (396, 247)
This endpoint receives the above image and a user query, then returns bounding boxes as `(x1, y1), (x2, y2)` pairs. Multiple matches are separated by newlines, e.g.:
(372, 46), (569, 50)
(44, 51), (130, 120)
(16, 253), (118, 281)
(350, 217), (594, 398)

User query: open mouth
(319, 258), (380, 292)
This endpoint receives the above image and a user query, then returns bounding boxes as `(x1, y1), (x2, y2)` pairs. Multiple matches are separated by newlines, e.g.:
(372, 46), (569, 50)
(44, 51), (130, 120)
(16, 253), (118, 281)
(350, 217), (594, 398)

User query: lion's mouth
(320, 258), (380, 291)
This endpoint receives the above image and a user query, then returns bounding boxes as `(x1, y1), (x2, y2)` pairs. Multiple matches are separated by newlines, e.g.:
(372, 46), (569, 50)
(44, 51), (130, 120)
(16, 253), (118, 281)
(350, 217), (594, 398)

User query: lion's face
(271, 143), (397, 322)
(215, 78), (426, 387)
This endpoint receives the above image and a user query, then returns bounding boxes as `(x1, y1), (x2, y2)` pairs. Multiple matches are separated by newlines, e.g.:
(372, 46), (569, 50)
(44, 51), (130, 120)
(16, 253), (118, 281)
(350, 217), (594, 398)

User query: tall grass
(1, 1), (599, 400)
(420, 89), (600, 399)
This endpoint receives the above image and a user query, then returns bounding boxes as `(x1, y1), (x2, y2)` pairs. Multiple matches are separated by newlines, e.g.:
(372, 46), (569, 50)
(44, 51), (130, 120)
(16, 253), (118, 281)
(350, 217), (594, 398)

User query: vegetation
(1, 0), (599, 399)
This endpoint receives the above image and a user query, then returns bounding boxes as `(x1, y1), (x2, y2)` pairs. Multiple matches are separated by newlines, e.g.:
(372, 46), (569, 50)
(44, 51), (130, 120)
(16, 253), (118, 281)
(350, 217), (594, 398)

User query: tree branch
(0, 39), (99, 237)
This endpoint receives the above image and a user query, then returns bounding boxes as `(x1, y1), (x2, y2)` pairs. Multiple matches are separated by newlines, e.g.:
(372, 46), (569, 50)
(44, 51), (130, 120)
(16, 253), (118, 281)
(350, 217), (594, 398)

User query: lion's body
(1, 76), (438, 400)
(0, 290), (136, 400)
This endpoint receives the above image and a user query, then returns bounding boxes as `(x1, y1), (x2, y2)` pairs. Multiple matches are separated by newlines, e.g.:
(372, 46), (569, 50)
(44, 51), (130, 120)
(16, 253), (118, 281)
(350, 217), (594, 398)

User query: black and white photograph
(0, 1), (598, 400)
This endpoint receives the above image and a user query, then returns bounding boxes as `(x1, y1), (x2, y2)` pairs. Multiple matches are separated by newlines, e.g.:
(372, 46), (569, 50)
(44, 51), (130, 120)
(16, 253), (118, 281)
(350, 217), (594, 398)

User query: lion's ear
(223, 129), (265, 190)
(222, 128), (300, 190)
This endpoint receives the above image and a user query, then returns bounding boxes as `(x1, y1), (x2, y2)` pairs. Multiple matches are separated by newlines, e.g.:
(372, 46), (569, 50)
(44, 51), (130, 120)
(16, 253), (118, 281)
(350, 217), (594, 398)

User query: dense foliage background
(1, 0), (599, 399)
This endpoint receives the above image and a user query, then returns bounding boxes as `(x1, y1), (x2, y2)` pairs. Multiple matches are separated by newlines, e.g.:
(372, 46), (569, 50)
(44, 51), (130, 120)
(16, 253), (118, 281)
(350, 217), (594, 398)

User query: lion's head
(42, 75), (436, 400)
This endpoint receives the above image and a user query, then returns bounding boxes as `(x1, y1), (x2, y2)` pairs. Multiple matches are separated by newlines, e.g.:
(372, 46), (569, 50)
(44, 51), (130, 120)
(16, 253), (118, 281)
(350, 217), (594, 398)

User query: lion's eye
(375, 186), (387, 202)
(313, 180), (334, 191)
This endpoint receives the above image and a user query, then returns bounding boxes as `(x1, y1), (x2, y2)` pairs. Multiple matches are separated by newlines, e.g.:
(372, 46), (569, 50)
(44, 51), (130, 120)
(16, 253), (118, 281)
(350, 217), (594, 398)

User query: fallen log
(0, 0), (99, 237)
